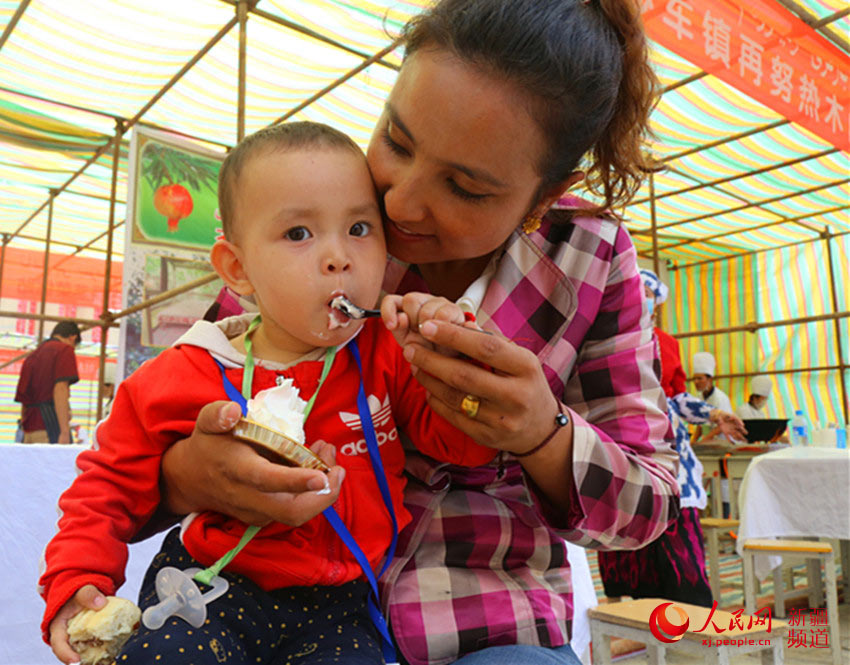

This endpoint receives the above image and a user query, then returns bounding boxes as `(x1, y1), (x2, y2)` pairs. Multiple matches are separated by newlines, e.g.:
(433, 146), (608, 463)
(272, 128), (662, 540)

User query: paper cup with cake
(233, 378), (329, 473)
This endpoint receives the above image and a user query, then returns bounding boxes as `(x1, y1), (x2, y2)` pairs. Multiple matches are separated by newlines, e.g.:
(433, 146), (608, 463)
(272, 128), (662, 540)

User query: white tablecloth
(735, 446), (850, 579)
(0, 443), (595, 664)
(0, 444), (164, 665)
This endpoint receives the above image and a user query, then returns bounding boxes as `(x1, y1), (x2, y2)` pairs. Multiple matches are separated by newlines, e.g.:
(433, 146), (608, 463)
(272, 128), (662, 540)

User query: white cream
(246, 379), (307, 444)
(327, 307), (351, 331)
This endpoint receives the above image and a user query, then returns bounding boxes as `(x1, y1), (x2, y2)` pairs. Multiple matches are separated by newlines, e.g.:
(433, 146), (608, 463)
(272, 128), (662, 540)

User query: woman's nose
(382, 167), (426, 226)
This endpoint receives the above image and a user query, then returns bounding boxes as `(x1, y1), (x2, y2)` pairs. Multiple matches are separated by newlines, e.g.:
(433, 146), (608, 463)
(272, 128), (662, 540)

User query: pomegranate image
(153, 183), (193, 232)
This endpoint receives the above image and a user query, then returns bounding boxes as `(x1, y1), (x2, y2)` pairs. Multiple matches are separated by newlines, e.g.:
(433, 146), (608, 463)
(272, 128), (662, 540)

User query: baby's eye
(284, 226), (311, 241)
(349, 221), (371, 237)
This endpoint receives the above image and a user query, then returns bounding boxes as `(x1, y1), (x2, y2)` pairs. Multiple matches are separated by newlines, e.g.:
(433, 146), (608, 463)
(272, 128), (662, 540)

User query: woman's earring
(522, 215), (542, 234)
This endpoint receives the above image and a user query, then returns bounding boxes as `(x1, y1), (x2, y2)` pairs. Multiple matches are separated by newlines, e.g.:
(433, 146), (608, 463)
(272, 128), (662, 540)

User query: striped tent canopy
(0, 0), (848, 431)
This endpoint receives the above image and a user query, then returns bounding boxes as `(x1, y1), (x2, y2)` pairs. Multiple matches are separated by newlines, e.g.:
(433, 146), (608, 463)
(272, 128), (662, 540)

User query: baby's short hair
(218, 121), (364, 240)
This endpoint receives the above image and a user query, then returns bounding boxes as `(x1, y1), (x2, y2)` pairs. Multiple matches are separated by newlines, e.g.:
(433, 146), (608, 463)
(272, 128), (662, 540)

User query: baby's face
(232, 146), (386, 349)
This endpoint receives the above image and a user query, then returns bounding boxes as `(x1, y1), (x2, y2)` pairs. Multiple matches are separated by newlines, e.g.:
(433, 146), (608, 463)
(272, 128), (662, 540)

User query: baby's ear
(210, 239), (254, 296)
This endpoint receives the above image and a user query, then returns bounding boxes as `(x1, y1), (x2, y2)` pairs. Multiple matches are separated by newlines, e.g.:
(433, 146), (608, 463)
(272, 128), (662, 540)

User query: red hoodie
(39, 317), (495, 641)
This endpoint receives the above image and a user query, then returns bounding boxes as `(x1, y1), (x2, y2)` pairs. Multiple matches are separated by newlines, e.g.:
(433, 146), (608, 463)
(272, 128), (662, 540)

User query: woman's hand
(399, 319), (561, 455)
(49, 584), (106, 664)
(381, 292), (468, 352)
(709, 409), (748, 441)
(400, 319), (574, 508)
(161, 401), (346, 527)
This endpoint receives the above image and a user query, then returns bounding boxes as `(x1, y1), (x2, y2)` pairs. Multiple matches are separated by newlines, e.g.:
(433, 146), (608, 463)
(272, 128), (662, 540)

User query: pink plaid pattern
(380, 198), (678, 665)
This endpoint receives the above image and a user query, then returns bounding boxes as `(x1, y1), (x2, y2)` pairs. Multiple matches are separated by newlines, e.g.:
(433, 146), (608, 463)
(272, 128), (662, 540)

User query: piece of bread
(67, 596), (141, 665)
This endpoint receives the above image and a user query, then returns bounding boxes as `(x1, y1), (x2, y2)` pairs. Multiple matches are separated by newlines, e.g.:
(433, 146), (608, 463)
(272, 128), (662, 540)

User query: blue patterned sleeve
(670, 392), (713, 425)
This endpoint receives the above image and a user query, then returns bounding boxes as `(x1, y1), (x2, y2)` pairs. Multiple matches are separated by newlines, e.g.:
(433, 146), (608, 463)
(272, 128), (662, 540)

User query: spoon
(330, 295), (380, 319)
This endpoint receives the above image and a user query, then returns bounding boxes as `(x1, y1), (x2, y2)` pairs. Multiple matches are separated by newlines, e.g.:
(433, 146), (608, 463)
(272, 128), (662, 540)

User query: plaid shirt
(379, 198), (679, 665)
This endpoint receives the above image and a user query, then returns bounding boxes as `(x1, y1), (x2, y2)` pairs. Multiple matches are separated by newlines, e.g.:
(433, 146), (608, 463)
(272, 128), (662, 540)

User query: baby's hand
(49, 584), (107, 664)
(381, 293), (467, 350)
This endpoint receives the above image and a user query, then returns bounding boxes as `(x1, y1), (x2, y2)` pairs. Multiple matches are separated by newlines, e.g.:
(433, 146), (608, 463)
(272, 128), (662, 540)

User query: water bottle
(790, 410), (810, 446)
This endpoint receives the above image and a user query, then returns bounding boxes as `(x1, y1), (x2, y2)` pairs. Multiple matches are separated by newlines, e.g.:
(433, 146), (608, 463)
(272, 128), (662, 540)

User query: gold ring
(460, 394), (480, 419)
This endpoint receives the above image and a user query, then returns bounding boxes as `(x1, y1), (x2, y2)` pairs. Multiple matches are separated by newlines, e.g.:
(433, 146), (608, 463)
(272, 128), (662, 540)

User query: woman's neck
(417, 252), (494, 302)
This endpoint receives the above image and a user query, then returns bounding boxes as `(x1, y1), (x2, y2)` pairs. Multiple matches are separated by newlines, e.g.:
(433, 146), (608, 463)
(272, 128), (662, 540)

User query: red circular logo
(649, 602), (690, 643)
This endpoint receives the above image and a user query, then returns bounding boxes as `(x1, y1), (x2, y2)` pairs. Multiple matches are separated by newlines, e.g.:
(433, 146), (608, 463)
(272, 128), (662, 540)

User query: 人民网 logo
(649, 602), (690, 643)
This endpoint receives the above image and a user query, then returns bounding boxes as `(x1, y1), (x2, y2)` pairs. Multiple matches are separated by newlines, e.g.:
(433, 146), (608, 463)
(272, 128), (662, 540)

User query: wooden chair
(589, 597), (787, 665)
(742, 538), (841, 665)
(700, 516), (740, 603)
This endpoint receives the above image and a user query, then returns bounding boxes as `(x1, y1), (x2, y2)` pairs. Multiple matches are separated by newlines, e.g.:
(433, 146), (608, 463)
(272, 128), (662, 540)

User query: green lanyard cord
(194, 317), (338, 586)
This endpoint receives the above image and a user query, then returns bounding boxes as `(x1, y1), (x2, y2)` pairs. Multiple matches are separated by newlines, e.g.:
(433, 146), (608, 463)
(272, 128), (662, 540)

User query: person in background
(598, 270), (745, 607)
(691, 351), (733, 443)
(101, 363), (117, 417)
(692, 352), (732, 411)
(14, 320), (81, 444)
(735, 374), (773, 419)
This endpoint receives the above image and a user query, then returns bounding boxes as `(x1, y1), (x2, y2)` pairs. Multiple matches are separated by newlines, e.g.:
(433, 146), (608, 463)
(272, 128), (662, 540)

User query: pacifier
(141, 567), (229, 629)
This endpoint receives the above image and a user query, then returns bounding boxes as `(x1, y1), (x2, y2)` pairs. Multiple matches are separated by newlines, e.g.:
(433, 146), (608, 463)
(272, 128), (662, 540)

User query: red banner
(643, 0), (849, 151)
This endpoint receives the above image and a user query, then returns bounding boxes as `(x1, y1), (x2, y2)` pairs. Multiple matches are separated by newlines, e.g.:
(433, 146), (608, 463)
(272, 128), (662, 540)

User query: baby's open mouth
(327, 294), (353, 330)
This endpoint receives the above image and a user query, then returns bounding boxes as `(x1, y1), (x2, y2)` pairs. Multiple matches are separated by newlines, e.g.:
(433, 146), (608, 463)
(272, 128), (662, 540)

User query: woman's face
(367, 48), (558, 265)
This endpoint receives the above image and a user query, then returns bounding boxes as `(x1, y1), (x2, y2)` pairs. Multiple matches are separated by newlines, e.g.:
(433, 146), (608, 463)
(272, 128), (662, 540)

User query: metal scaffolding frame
(0, 0), (847, 425)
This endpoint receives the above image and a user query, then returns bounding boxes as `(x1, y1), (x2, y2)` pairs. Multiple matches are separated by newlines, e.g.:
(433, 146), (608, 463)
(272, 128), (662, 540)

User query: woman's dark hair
(219, 121), (363, 240)
(402, 0), (658, 212)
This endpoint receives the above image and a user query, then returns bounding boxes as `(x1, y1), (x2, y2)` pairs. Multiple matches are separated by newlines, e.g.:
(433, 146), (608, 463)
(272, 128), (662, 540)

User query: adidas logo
(339, 394), (392, 431)
(338, 393), (397, 457)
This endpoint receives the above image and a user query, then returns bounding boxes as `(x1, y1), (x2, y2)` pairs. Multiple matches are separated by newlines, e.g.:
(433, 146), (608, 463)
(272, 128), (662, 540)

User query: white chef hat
(692, 351), (716, 377)
(750, 374), (772, 397)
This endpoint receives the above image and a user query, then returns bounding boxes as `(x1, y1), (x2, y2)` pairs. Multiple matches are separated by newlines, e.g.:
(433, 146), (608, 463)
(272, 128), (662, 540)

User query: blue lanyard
(213, 336), (397, 662)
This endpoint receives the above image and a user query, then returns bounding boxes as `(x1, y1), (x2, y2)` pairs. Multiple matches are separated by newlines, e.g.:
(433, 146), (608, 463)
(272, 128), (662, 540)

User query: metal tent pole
(823, 226), (849, 423)
(37, 191), (56, 342)
(237, 0), (248, 142)
(0, 234), (8, 298)
(96, 120), (124, 422)
(650, 172), (660, 278)
(673, 311), (850, 339)
(669, 230), (850, 271)
(272, 39), (403, 126)
(0, 0), (31, 52)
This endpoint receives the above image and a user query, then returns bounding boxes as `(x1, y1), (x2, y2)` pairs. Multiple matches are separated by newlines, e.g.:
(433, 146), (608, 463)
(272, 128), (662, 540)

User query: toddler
(40, 121), (495, 665)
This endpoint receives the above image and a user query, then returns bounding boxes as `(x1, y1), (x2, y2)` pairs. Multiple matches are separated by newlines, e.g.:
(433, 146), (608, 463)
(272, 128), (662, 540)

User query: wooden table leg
(762, 639), (784, 665)
(807, 557), (824, 609)
(589, 620), (612, 665)
(646, 644), (666, 665)
(824, 551), (841, 665)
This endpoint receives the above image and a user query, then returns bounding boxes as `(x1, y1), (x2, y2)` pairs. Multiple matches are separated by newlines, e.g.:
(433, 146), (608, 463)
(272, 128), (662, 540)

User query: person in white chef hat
(691, 351), (733, 413)
(735, 374), (773, 420)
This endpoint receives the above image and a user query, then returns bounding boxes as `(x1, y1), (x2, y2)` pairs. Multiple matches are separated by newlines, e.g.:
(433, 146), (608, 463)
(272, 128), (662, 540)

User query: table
(0, 444), (165, 665)
(696, 442), (776, 518)
(589, 598), (787, 665)
(735, 447), (850, 581)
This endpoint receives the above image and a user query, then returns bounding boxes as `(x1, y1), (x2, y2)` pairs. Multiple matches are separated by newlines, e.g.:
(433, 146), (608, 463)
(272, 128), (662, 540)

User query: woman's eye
(284, 226), (311, 241)
(448, 179), (488, 203)
(381, 129), (410, 157)
(349, 221), (371, 237)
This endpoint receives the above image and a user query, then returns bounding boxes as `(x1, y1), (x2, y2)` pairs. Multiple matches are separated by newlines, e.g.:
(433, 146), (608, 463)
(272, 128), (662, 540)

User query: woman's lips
(388, 219), (431, 238)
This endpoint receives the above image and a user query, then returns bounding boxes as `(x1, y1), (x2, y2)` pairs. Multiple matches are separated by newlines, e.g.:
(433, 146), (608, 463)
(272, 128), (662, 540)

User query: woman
(134, 2), (679, 664)
(597, 270), (745, 608)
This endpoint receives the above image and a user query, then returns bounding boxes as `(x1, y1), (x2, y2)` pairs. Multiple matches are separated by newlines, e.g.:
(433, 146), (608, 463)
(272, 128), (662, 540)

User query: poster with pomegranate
(130, 129), (223, 249)
(120, 127), (226, 377)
